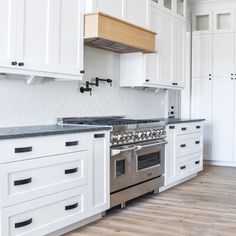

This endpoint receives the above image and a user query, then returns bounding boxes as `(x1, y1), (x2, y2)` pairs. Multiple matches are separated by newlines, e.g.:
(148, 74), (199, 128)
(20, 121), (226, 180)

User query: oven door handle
(111, 146), (136, 156)
(134, 141), (168, 151)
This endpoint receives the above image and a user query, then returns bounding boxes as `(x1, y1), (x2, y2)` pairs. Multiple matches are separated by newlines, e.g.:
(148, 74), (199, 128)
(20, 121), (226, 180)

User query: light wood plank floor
(64, 165), (236, 236)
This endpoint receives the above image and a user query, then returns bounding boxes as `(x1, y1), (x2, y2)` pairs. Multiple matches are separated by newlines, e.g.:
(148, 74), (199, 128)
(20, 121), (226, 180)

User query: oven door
(110, 145), (134, 193)
(131, 141), (167, 185)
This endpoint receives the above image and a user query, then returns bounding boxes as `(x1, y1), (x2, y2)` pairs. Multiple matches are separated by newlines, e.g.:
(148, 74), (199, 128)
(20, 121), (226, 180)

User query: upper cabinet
(0, 0), (84, 81)
(192, 11), (213, 34)
(85, 0), (124, 19)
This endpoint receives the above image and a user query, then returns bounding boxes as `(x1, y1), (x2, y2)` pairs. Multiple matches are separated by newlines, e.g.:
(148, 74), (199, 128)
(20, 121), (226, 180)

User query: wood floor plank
(64, 166), (236, 236)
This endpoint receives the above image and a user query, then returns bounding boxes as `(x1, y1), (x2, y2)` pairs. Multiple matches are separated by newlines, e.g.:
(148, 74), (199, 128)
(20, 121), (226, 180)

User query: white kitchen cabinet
(0, 130), (110, 236)
(89, 132), (110, 216)
(191, 78), (212, 161)
(172, 18), (185, 88)
(0, 0), (85, 80)
(124, 0), (149, 28)
(162, 122), (204, 191)
(212, 78), (234, 162)
(120, 3), (186, 90)
(192, 11), (213, 34)
(16, 0), (54, 72)
(192, 34), (213, 78)
(213, 9), (235, 33)
(0, 0), (16, 68)
(85, 0), (124, 19)
(54, 0), (84, 76)
(213, 33), (235, 78)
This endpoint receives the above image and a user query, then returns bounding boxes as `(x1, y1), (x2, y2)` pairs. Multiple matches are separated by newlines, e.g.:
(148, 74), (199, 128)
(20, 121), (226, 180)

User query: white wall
(0, 47), (166, 127)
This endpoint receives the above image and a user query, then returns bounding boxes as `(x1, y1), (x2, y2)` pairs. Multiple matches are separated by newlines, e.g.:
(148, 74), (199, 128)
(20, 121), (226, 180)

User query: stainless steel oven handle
(111, 146), (136, 156)
(134, 141), (168, 151)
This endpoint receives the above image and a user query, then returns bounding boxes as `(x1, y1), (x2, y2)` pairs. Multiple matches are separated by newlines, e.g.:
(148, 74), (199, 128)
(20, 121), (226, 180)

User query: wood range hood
(84, 12), (157, 54)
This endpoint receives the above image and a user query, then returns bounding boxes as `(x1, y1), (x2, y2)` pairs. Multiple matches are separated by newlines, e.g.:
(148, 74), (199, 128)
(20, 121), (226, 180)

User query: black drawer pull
(65, 203), (78, 211)
(195, 161), (200, 165)
(15, 218), (32, 228)
(14, 177), (32, 186)
(65, 141), (79, 147)
(18, 62), (24, 66)
(172, 82), (178, 86)
(195, 141), (200, 144)
(94, 133), (105, 138)
(15, 146), (32, 153)
(65, 168), (78, 175)
(180, 165), (186, 170)
(196, 126), (201, 129)
(181, 127), (187, 131)
(180, 144), (186, 148)
(11, 61), (17, 66)
(80, 70), (85, 74)
(169, 126), (175, 129)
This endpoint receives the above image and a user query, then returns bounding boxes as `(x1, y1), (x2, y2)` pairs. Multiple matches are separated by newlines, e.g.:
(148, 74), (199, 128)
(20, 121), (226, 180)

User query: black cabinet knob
(80, 70), (85, 74)
(11, 61), (17, 66)
(146, 79), (150, 82)
(18, 62), (24, 66)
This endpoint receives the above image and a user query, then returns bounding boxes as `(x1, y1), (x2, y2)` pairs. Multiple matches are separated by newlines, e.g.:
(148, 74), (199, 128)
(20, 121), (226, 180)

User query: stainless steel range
(58, 116), (167, 208)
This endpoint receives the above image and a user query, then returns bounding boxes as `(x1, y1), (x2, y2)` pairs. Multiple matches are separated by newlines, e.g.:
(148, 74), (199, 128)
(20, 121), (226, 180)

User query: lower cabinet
(162, 122), (204, 190)
(0, 131), (110, 236)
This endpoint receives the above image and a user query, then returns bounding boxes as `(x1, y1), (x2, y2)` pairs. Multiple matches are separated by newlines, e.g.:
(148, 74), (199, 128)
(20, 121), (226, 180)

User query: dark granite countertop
(161, 118), (205, 125)
(0, 124), (112, 140)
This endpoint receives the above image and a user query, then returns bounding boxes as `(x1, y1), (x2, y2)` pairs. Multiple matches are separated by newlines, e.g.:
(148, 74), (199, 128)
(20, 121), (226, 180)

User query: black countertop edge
(161, 118), (206, 125)
(0, 124), (112, 141)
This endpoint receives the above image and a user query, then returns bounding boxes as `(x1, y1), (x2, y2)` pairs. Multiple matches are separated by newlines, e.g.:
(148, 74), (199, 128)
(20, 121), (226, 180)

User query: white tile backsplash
(0, 47), (165, 127)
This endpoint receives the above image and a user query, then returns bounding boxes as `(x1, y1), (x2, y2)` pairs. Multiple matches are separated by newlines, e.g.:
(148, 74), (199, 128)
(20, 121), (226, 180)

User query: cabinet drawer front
(176, 122), (203, 135)
(176, 133), (203, 158)
(177, 153), (203, 177)
(0, 152), (88, 207)
(0, 133), (88, 163)
(1, 187), (87, 236)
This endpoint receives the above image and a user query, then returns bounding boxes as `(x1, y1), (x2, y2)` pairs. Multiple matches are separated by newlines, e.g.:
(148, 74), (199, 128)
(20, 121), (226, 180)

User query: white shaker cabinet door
(124, 0), (149, 28)
(212, 78), (234, 162)
(213, 33), (235, 78)
(16, 0), (54, 72)
(0, 0), (17, 68)
(172, 19), (185, 88)
(191, 78), (212, 161)
(192, 34), (212, 78)
(54, 0), (84, 77)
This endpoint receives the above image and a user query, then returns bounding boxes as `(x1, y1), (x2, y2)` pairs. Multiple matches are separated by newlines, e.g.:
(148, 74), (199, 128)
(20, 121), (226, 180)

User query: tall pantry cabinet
(191, 8), (236, 164)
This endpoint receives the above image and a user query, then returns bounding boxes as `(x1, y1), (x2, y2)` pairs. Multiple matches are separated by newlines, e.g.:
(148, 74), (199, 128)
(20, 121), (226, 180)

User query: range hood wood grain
(84, 13), (157, 54)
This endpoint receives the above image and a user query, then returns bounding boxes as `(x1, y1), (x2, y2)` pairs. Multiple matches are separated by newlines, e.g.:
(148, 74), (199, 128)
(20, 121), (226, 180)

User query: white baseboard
(46, 213), (102, 236)
(204, 160), (236, 167)
(159, 174), (197, 192)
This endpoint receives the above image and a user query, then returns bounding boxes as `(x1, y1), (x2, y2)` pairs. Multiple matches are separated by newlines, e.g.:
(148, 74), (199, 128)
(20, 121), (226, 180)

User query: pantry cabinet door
(0, 0), (17, 68)
(124, 0), (149, 28)
(192, 34), (212, 78)
(191, 78), (212, 161)
(172, 19), (185, 88)
(16, 0), (54, 72)
(54, 0), (84, 77)
(212, 78), (234, 162)
(213, 33), (235, 78)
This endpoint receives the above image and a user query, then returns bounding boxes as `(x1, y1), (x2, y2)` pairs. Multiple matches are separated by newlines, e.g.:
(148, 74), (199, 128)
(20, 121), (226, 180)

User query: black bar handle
(196, 126), (201, 129)
(180, 144), (186, 148)
(180, 165), (186, 170)
(65, 168), (78, 175)
(169, 126), (175, 129)
(18, 62), (24, 66)
(181, 127), (187, 131)
(15, 146), (32, 153)
(65, 203), (78, 211)
(14, 177), (32, 186)
(94, 133), (105, 138)
(65, 141), (79, 147)
(15, 218), (32, 228)
(195, 161), (200, 165)
(195, 141), (200, 144)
